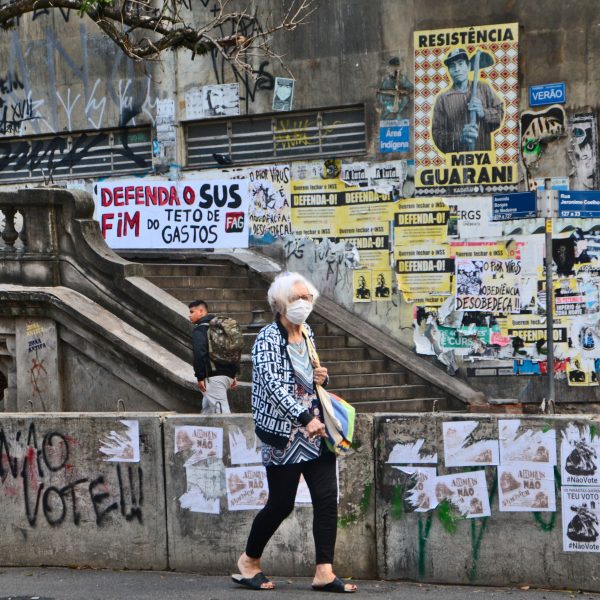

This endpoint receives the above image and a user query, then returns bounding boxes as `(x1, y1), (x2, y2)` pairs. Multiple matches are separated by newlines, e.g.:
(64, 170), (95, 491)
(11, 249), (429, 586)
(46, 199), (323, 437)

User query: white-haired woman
(233, 272), (357, 593)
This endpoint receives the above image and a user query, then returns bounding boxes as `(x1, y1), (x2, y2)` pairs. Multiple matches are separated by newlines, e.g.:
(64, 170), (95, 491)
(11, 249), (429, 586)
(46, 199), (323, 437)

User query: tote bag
(302, 326), (356, 456)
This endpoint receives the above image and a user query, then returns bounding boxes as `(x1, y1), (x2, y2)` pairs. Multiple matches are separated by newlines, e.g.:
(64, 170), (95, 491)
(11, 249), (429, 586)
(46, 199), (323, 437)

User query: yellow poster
(414, 23), (519, 195)
(393, 198), (449, 245)
(353, 270), (373, 303)
(373, 269), (393, 301)
(291, 178), (394, 240)
(395, 243), (453, 302)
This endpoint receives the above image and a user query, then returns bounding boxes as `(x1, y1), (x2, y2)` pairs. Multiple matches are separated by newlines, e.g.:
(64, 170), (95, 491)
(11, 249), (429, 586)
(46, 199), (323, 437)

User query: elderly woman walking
(233, 272), (357, 593)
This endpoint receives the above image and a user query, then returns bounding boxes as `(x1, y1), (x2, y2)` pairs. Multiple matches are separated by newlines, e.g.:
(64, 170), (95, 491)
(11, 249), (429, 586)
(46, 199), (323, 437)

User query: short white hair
(267, 271), (319, 315)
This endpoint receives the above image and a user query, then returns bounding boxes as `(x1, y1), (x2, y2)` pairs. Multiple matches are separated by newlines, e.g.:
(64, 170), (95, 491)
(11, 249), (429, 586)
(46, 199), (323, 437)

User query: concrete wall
(376, 413), (600, 590)
(0, 412), (599, 591)
(0, 414), (166, 570)
(163, 414), (376, 578)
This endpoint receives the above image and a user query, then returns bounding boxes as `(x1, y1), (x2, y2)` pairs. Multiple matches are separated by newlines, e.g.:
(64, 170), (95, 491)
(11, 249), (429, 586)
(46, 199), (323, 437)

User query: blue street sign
(529, 82), (566, 107)
(379, 119), (410, 153)
(492, 192), (536, 221)
(558, 190), (600, 218)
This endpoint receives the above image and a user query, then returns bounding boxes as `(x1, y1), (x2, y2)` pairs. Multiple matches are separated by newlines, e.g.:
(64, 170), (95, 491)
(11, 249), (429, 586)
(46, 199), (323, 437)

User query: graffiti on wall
(520, 104), (567, 191)
(0, 421), (143, 528)
(568, 113), (599, 191)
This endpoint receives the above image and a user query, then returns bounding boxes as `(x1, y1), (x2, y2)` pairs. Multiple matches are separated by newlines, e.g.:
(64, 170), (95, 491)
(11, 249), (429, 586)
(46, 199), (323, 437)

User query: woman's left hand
(314, 366), (328, 386)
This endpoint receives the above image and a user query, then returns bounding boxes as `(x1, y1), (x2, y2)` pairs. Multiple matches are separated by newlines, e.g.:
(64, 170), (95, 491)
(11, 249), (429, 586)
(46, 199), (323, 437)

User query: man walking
(189, 300), (237, 414)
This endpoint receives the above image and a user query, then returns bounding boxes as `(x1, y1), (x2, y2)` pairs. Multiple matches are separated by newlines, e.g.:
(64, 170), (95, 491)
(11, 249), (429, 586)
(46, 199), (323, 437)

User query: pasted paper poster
(229, 427), (262, 465)
(248, 164), (292, 242)
(498, 463), (555, 512)
(561, 423), (600, 486)
(179, 464), (222, 514)
(395, 466), (438, 513)
(434, 470), (491, 518)
(443, 420), (499, 467)
(455, 257), (521, 313)
(226, 466), (268, 511)
(99, 420), (140, 462)
(386, 439), (438, 464)
(499, 419), (557, 465)
(562, 486), (600, 552)
(393, 198), (449, 245)
(353, 270), (373, 303)
(396, 243), (453, 302)
(414, 23), (519, 195)
(175, 426), (224, 466)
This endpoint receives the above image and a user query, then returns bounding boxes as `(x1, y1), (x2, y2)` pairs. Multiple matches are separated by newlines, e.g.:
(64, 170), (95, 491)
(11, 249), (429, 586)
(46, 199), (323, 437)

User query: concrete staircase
(140, 259), (466, 413)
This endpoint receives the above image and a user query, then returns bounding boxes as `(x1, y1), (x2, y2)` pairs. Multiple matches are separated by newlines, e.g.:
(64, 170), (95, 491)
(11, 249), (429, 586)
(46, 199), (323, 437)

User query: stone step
(327, 371), (409, 388)
(141, 262), (240, 276)
(229, 388), (464, 414)
(350, 398), (450, 413)
(317, 347), (377, 362)
(168, 287), (269, 301)
(241, 333), (348, 353)
(169, 294), (271, 313)
(329, 384), (429, 402)
(147, 274), (261, 289)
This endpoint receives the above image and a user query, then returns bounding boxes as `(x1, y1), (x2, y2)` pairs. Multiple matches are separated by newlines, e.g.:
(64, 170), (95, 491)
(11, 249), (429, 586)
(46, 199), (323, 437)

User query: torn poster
(434, 470), (491, 518)
(98, 420), (140, 463)
(443, 420), (499, 467)
(386, 439), (438, 464)
(562, 486), (600, 552)
(226, 466), (268, 511)
(229, 427), (262, 465)
(179, 463), (223, 514)
(394, 466), (438, 512)
(561, 423), (600, 486)
(174, 426), (224, 466)
(498, 463), (556, 512)
(499, 419), (557, 465)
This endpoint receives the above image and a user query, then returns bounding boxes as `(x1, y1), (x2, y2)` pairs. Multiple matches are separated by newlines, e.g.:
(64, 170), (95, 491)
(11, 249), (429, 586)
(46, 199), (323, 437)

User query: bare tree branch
(0, 0), (316, 72)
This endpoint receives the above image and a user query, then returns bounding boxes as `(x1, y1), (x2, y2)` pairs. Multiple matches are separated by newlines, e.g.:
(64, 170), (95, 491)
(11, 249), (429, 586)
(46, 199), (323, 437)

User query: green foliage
(78, 0), (113, 16)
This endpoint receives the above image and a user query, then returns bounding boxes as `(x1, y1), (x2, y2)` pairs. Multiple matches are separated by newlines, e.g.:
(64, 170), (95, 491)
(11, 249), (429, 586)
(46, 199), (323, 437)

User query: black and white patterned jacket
(251, 318), (315, 449)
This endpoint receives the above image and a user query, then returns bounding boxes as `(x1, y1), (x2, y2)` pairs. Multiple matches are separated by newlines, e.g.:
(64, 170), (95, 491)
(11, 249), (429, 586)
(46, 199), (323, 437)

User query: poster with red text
(94, 179), (250, 249)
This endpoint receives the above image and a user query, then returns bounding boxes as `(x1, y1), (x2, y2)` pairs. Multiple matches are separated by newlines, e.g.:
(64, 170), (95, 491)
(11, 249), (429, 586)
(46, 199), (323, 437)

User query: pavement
(0, 568), (599, 600)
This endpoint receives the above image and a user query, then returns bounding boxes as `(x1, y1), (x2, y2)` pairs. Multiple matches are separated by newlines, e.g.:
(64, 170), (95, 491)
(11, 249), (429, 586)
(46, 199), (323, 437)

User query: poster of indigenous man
(414, 23), (519, 195)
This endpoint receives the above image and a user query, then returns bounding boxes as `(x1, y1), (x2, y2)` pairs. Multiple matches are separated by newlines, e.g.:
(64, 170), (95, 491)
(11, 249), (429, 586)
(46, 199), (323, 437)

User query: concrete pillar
(15, 317), (62, 412)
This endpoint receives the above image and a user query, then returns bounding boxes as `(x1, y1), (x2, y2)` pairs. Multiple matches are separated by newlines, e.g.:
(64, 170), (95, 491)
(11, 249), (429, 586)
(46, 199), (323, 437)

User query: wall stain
(418, 514), (433, 579)
(338, 483), (372, 528)
(436, 499), (461, 534)
(390, 484), (405, 520)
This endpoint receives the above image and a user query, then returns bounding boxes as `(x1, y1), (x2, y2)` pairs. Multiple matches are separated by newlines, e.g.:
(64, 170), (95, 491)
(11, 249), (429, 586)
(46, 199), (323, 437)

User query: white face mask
(285, 299), (313, 325)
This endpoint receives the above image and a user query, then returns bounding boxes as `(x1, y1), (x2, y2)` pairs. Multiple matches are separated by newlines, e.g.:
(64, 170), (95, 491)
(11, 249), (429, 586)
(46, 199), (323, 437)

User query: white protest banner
(95, 179), (250, 249)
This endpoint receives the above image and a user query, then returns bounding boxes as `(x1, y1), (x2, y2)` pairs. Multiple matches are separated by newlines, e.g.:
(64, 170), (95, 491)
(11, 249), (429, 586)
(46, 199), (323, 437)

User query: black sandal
(231, 571), (274, 590)
(312, 576), (357, 593)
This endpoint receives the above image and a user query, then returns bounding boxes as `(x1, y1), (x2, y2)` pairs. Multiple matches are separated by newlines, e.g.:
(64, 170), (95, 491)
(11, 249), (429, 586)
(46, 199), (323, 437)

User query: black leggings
(245, 451), (338, 565)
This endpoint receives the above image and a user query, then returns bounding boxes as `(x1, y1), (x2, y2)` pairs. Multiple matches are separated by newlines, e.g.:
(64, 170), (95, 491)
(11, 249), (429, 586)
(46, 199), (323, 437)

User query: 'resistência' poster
(414, 23), (519, 196)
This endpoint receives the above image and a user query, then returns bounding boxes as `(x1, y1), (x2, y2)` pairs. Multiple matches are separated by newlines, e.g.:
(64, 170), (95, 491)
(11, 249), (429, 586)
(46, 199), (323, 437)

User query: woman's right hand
(306, 417), (326, 439)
